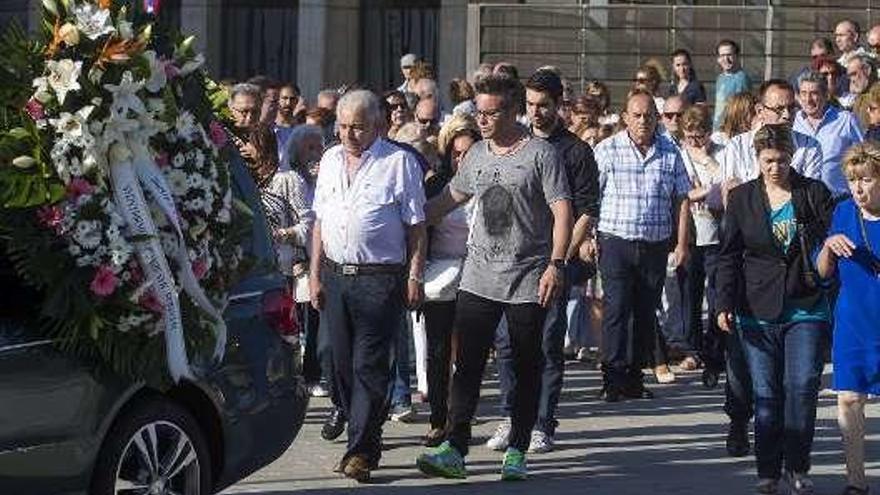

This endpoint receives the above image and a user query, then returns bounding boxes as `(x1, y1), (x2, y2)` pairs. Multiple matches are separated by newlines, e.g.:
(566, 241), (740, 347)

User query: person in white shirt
(835, 19), (868, 67)
(718, 79), (824, 199)
(309, 89), (427, 483)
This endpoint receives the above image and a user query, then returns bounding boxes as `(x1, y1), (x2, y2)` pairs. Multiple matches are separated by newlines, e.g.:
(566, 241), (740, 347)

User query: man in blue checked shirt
(594, 90), (692, 403)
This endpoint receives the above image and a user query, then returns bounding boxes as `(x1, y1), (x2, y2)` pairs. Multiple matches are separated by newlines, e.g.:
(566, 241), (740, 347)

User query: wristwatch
(550, 258), (566, 270)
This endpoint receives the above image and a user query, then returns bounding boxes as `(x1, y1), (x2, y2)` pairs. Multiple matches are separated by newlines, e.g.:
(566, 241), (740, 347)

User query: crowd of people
(221, 18), (880, 495)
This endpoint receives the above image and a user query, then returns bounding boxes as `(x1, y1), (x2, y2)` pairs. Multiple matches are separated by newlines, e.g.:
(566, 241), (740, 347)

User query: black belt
(322, 258), (404, 276)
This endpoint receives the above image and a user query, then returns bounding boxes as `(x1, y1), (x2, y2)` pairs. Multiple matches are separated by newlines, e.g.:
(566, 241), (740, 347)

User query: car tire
(91, 396), (213, 495)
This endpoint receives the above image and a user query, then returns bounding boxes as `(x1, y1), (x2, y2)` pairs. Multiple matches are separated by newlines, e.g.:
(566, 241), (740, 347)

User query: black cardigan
(716, 173), (834, 321)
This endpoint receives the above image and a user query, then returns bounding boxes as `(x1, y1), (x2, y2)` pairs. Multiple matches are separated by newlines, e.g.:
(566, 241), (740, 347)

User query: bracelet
(408, 273), (424, 284)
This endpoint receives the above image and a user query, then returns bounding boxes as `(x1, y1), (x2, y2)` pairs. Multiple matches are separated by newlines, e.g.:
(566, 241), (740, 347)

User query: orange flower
(45, 17), (63, 57)
(97, 0), (113, 9)
(95, 36), (146, 69)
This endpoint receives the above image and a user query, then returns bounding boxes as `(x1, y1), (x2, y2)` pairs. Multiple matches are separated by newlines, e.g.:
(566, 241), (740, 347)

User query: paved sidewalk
(223, 362), (880, 495)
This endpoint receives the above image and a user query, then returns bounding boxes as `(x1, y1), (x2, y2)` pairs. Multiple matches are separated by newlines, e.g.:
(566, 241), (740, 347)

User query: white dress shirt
(718, 128), (824, 182)
(313, 138), (426, 265)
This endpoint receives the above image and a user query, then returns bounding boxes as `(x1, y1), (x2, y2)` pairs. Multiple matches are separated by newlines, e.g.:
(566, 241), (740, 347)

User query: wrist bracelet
(408, 273), (424, 284)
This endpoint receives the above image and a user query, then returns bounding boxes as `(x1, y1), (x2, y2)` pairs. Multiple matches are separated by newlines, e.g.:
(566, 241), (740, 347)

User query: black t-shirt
(545, 124), (600, 219)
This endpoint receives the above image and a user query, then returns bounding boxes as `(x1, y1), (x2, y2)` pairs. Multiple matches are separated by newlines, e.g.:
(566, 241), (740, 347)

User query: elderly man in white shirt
(719, 80), (823, 190)
(309, 90), (427, 483)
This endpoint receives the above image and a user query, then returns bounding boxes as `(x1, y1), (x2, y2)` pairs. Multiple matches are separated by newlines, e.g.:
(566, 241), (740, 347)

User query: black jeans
(447, 291), (547, 456)
(321, 267), (402, 464)
(598, 234), (669, 384)
(423, 300), (457, 429)
(496, 260), (588, 435)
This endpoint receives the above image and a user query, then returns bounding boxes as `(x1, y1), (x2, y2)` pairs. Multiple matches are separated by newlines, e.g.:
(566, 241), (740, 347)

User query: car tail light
(262, 288), (299, 344)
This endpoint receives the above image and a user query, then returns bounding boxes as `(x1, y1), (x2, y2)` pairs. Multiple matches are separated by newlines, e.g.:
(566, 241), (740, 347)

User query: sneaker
(486, 419), (511, 451)
(527, 429), (554, 454)
(756, 478), (779, 494)
(501, 448), (528, 481)
(321, 408), (346, 441)
(309, 383), (329, 398)
(390, 404), (415, 423)
(786, 472), (814, 495)
(416, 441), (467, 479)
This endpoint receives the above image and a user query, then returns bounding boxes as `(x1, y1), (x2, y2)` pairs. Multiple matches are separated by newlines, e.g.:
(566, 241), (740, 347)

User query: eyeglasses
(662, 111), (682, 120)
(387, 102), (407, 110)
(401, 65), (414, 70)
(634, 77), (650, 83)
(476, 108), (505, 120)
(762, 103), (796, 117)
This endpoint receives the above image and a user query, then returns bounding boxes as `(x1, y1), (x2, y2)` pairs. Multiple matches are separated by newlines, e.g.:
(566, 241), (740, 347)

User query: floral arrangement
(0, 0), (250, 384)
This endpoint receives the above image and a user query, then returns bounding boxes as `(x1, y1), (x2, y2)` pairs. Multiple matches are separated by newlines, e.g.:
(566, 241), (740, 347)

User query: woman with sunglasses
(679, 106), (725, 379)
(816, 142), (880, 495)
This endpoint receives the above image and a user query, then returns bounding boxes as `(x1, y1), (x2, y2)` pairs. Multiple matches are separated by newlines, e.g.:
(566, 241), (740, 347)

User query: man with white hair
(309, 89), (427, 483)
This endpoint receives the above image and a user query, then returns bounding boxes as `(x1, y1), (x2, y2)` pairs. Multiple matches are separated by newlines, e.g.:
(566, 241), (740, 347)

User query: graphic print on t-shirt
(770, 201), (796, 251)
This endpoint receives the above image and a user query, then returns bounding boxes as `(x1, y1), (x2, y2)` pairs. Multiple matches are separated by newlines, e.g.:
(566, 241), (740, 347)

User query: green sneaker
(416, 441), (467, 479)
(501, 447), (528, 481)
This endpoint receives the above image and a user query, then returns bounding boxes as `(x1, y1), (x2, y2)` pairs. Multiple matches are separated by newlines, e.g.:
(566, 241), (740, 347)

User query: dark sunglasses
(662, 111), (682, 119)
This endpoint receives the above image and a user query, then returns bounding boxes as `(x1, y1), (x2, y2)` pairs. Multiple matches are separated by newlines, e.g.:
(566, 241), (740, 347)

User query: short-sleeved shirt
(450, 137), (570, 303)
(718, 128), (824, 183)
(594, 130), (692, 242)
(793, 105), (865, 197)
(713, 70), (752, 129)
(313, 138), (425, 265)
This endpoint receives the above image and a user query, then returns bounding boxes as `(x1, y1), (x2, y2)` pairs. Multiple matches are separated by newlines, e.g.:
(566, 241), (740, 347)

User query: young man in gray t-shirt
(417, 75), (572, 481)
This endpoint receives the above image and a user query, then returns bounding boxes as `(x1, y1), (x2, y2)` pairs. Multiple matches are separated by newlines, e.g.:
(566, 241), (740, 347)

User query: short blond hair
(843, 141), (880, 180)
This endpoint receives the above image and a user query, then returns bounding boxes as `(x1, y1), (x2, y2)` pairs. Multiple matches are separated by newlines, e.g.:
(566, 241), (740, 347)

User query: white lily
(104, 71), (146, 117)
(143, 51), (167, 93)
(73, 3), (116, 41)
(45, 59), (82, 105)
(32, 77), (52, 103)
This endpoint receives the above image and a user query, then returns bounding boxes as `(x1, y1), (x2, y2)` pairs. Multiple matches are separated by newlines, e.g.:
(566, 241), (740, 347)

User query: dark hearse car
(0, 161), (308, 494)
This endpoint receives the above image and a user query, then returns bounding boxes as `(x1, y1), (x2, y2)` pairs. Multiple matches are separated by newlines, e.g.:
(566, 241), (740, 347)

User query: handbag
(423, 257), (464, 302)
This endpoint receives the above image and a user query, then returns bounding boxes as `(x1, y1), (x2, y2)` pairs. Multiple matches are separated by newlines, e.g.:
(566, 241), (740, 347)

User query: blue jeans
(740, 320), (829, 479)
(321, 267), (403, 464)
(496, 260), (587, 435)
(390, 312), (412, 408)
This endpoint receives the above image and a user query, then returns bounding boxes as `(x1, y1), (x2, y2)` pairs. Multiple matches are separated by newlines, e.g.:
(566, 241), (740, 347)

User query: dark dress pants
(300, 302), (324, 384)
(447, 291), (547, 456)
(598, 234), (668, 385)
(321, 268), (402, 464)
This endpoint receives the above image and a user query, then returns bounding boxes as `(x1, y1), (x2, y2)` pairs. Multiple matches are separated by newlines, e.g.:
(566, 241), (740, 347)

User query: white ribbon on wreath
(105, 119), (227, 383)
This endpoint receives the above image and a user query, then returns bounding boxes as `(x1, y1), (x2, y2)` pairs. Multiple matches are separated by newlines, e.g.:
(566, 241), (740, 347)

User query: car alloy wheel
(114, 420), (201, 495)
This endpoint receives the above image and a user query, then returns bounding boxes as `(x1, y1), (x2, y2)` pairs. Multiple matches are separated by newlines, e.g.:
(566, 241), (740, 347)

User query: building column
(180, 0), (222, 76)
(297, 0), (361, 103)
(438, 0), (467, 110)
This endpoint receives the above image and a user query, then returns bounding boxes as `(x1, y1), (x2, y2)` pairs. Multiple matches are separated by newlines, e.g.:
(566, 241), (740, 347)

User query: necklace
(857, 207), (880, 277)
(489, 132), (528, 157)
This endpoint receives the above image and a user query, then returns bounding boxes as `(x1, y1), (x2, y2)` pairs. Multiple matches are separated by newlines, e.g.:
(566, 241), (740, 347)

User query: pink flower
(66, 178), (95, 199)
(90, 265), (119, 297)
(192, 258), (208, 280)
(155, 151), (170, 168)
(139, 289), (165, 313)
(209, 121), (227, 148)
(25, 99), (45, 121)
(36, 205), (64, 233)
(164, 63), (180, 80)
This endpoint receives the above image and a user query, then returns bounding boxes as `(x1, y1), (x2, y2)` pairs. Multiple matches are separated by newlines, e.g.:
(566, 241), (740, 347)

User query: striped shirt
(595, 130), (691, 242)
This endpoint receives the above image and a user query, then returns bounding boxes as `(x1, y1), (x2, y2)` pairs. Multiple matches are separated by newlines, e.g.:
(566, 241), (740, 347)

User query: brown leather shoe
(342, 454), (371, 483)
